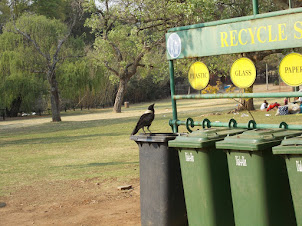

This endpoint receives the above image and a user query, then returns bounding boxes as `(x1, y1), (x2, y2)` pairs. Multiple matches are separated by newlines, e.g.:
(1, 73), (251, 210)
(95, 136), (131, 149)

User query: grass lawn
(0, 96), (301, 196)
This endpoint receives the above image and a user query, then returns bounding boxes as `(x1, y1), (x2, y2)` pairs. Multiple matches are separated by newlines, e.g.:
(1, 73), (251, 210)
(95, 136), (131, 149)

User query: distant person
(260, 100), (268, 110)
(267, 102), (280, 111)
(284, 98), (288, 105)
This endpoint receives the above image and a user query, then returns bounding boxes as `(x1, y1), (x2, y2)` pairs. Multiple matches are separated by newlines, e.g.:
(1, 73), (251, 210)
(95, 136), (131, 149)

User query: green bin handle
(248, 120), (257, 130)
(228, 119), (237, 128)
(279, 121), (288, 129)
(186, 118), (194, 133)
(202, 118), (211, 129)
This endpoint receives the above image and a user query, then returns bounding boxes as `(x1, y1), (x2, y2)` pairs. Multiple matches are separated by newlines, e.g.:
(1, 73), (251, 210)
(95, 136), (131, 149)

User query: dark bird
(131, 104), (155, 135)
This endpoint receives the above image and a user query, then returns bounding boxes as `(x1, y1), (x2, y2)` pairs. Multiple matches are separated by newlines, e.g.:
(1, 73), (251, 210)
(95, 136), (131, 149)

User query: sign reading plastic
(230, 58), (256, 88)
(279, 53), (302, 87)
(188, 62), (210, 90)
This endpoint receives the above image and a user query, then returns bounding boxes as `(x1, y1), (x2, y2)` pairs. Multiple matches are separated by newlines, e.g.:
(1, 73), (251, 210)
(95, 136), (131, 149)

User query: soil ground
(0, 178), (141, 226)
(0, 84), (293, 226)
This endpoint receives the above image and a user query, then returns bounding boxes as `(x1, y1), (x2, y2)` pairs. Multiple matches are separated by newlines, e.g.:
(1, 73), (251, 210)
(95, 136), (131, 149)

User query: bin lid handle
(186, 118), (194, 133)
(279, 122), (288, 129)
(228, 119), (237, 128)
(202, 118), (211, 129)
(248, 120), (257, 130)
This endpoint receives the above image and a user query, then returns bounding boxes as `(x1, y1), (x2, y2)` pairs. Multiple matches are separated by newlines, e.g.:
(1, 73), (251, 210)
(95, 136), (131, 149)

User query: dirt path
(0, 178), (141, 226)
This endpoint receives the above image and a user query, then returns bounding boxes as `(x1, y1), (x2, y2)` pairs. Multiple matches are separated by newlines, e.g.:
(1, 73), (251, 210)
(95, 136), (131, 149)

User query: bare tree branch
(137, 63), (154, 68)
(124, 34), (165, 77)
(58, 54), (85, 62)
(13, 25), (50, 61)
(104, 61), (119, 76)
(30, 70), (47, 74)
(53, 12), (78, 64)
(109, 42), (123, 61)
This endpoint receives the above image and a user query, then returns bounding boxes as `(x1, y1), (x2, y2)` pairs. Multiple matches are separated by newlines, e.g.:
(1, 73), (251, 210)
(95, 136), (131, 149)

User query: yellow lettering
(268, 25), (277, 42)
(220, 32), (229, 47)
(238, 29), (248, 45)
(278, 23), (287, 41)
(248, 27), (257, 44)
(294, 21), (302, 39)
(257, 26), (267, 43)
(230, 30), (238, 46)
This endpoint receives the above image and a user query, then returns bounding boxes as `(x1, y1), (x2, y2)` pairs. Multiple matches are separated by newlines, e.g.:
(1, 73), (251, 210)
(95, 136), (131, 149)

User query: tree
(4, 3), (84, 121)
(0, 31), (48, 116)
(0, 1), (11, 33)
(84, 0), (209, 112)
(30, 0), (68, 20)
(57, 55), (115, 109)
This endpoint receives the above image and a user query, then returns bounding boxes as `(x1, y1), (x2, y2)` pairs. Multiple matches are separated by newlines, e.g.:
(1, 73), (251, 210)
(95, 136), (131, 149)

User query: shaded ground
(0, 84), (293, 225)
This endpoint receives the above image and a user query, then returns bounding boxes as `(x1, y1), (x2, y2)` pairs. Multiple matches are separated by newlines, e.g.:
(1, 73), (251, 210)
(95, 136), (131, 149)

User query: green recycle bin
(168, 127), (245, 226)
(216, 129), (301, 226)
(273, 135), (302, 226)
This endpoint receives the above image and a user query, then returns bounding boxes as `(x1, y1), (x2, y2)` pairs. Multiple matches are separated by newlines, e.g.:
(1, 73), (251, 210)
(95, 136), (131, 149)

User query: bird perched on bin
(131, 104), (155, 135)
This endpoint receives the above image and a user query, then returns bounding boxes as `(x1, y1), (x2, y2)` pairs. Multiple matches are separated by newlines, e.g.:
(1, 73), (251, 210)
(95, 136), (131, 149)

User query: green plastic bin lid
(273, 136), (302, 155)
(168, 127), (245, 149)
(216, 129), (302, 151)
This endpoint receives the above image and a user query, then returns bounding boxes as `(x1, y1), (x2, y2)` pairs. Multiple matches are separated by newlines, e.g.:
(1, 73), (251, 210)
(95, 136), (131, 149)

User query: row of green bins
(168, 127), (246, 226)
(273, 135), (302, 226)
(216, 129), (302, 226)
(130, 133), (187, 226)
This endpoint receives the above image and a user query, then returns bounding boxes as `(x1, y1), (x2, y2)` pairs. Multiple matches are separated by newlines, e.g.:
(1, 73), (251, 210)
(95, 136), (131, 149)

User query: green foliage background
(0, 0), (301, 114)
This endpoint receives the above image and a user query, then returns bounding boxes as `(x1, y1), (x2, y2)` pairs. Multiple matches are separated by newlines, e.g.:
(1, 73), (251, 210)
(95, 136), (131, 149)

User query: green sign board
(166, 12), (302, 60)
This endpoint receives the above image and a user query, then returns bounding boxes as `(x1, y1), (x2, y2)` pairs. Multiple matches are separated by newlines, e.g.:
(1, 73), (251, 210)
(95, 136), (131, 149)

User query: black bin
(130, 133), (187, 226)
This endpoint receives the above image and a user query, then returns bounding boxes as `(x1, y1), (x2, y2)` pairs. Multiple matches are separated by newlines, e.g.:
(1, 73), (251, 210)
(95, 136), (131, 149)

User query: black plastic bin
(130, 133), (187, 226)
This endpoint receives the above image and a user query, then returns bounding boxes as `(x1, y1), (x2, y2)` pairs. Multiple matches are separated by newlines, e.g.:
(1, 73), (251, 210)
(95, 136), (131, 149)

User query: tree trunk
(48, 72), (62, 122)
(239, 86), (255, 111)
(113, 78), (128, 113)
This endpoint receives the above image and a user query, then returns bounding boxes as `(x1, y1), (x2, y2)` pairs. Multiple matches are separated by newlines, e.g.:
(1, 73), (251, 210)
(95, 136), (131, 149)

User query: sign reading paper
(188, 62), (210, 90)
(230, 58), (256, 88)
(279, 53), (302, 87)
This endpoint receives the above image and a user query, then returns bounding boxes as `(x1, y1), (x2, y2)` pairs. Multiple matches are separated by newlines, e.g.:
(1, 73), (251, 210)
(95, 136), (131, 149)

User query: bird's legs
(147, 126), (152, 134)
(142, 127), (146, 134)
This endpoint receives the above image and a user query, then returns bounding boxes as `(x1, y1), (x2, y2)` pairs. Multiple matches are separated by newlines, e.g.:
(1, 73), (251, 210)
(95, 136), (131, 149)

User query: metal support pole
(170, 119), (302, 131)
(169, 60), (178, 133)
(289, 0), (292, 8)
(173, 92), (302, 100)
(266, 63), (268, 90)
(252, 0), (259, 15)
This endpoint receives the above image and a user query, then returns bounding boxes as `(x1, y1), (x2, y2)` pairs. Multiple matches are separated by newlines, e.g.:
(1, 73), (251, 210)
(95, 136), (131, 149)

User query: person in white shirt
(260, 100), (268, 110)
